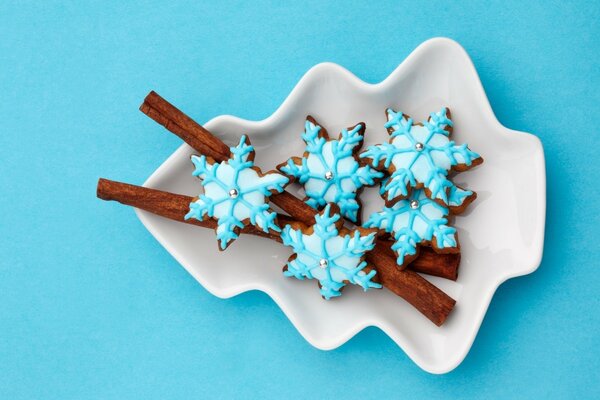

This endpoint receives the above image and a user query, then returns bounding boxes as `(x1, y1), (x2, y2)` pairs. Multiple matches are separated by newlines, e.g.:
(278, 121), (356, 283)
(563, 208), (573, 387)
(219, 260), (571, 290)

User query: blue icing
(185, 135), (289, 250)
(363, 189), (457, 266)
(281, 204), (381, 299)
(360, 108), (481, 208)
(279, 118), (383, 222)
(448, 185), (473, 207)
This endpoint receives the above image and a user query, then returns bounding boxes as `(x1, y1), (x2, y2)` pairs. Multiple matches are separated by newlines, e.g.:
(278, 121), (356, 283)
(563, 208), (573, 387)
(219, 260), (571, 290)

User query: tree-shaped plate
(135, 38), (546, 373)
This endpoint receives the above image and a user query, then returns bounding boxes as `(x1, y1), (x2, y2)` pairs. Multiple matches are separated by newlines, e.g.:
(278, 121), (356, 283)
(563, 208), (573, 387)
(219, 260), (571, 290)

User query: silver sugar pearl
(324, 171), (334, 180)
(415, 142), (424, 151)
(319, 259), (328, 269)
(228, 189), (239, 198)
(409, 200), (419, 209)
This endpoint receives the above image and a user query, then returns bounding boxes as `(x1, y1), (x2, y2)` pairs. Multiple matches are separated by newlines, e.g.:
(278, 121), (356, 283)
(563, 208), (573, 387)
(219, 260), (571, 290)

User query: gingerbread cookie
(281, 203), (381, 299)
(185, 135), (289, 250)
(360, 108), (482, 213)
(363, 188), (459, 267)
(278, 117), (383, 223)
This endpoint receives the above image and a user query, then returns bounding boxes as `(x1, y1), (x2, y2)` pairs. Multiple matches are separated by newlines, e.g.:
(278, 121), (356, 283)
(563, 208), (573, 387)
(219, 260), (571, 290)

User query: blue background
(1, 1), (598, 398)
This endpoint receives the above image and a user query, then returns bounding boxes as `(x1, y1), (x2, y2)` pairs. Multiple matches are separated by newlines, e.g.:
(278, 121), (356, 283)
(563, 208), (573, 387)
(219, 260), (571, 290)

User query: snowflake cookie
(360, 108), (483, 213)
(281, 203), (381, 299)
(363, 188), (459, 267)
(277, 117), (383, 223)
(185, 135), (289, 250)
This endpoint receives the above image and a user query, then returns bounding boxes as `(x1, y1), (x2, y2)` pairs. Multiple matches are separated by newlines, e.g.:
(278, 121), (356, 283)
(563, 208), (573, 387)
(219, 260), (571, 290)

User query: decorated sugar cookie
(185, 135), (289, 250)
(363, 188), (459, 267)
(360, 108), (482, 213)
(281, 204), (381, 299)
(278, 117), (383, 223)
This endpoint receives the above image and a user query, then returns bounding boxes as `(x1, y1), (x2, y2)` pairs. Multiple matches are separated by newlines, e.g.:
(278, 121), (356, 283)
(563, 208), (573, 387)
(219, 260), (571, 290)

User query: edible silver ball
(228, 189), (239, 198)
(415, 142), (424, 151)
(319, 259), (328, 269)
(409, 200), (419, 209)
(324, 171), (334, 180)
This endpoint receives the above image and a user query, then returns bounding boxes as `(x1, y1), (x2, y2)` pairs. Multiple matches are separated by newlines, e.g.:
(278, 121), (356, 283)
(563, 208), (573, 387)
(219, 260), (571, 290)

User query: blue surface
(1, 1), (598, 398)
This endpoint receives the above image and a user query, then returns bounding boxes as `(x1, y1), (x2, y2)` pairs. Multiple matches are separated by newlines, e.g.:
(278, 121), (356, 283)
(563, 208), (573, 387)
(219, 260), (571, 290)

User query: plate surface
(136, 37), (546, 373)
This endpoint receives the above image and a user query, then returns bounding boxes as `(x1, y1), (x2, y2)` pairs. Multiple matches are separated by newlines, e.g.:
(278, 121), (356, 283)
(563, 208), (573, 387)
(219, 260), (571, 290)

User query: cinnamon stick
(378, 241), (460, 281)
(98, 178), (455, 325)
(97, 178), (281, 241)
(141, 91), (460, 278)
(141, 93), (231, 160)
(97, 178), (455, 276)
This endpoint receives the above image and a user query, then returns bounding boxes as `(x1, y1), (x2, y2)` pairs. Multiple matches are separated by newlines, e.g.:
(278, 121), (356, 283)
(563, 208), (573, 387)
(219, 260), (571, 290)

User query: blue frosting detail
(448, 185), (473, 208)
(363, 189), (457, 266)
(279, 118), (383, 222)
(185, 135), (289, 250)
(281, 204), (381, 299)
(360, 108), (481, 207)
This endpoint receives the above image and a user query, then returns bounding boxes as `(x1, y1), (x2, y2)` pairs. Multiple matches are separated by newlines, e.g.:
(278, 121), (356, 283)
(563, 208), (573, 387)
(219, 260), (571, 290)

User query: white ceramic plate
(136, 37), (546, 373)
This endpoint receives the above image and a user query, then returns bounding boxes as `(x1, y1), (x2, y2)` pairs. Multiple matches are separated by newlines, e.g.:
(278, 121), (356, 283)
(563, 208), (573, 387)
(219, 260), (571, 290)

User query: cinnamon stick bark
(97, 178), (281, 241)
(141, 91), (460, 278)
(97, 178), (455, 325)
(378, 241), (460, 281)
(97, 178), (451, 274)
